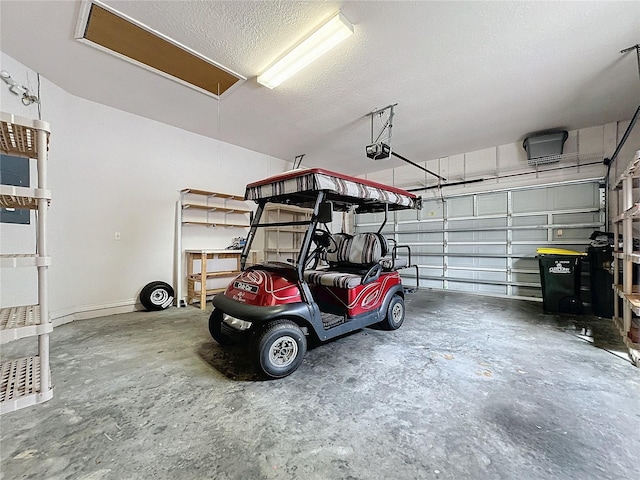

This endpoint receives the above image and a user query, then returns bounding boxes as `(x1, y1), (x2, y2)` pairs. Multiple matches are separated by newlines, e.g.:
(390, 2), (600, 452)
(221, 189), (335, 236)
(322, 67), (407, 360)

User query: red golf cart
(209, 168), (421, 378)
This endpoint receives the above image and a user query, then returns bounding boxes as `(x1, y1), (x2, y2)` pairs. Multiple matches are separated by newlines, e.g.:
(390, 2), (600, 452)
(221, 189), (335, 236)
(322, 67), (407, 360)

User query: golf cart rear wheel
(254, 320), (307, 379)
(381, 295), (405, 330)
(209, 309), (238, 346)
(140, 281), (174, 311)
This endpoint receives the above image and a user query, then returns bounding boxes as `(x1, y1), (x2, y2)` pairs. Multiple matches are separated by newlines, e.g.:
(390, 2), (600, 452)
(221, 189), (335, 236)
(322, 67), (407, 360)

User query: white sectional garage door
(355, 180), (604, 300)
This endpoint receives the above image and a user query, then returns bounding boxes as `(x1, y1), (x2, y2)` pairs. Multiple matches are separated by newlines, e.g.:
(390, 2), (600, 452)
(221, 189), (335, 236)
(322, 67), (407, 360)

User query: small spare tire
(140, 281), (174, 311)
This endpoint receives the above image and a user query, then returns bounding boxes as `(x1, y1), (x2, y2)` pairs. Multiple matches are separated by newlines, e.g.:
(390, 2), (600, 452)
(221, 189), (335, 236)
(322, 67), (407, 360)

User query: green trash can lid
(536, 247), (586, 256)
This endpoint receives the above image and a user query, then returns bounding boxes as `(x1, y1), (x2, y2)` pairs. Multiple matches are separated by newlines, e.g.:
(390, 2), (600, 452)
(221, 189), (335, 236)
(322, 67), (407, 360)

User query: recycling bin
(587, 245), (613, 318)
(537, 248), (586, 314)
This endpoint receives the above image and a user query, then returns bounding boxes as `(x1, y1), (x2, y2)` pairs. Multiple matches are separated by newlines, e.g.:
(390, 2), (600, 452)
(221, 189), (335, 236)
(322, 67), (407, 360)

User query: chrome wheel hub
(269, 335), (298, 367)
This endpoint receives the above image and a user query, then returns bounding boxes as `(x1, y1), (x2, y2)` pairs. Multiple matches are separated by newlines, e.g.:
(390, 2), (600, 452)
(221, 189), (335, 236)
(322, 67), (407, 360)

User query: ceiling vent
(75, 0), (245, 98)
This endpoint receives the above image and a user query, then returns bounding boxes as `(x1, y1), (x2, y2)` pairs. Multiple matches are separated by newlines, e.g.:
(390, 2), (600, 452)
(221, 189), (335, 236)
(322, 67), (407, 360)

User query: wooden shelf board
(181, 188), (244, 201)
(189, 271), (239, 279)
(182, 203), (251, 213)
(625, 203), (640, 219)
(613, 317), (640, 355)
(614, 284), (640, 295)
(182, 221), (249, 228)
(188, 287), (227, 299)
(626, 294), (640, 315)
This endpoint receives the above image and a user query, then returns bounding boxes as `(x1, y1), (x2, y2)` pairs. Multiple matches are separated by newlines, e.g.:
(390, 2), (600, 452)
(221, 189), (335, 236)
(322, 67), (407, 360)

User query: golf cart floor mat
(321, 312), (346, 329)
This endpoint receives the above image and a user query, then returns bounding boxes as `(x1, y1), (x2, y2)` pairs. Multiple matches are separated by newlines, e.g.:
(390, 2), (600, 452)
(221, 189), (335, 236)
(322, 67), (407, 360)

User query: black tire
(140, 281), (174, 311)
(254, 320), (307, 379)
(380, 295), (405, 330)
(208, 309), (238, 346)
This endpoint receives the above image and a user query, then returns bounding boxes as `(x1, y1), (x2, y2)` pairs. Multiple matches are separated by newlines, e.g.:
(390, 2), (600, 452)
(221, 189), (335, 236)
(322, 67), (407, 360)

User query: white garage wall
(0, 52), (291, 322)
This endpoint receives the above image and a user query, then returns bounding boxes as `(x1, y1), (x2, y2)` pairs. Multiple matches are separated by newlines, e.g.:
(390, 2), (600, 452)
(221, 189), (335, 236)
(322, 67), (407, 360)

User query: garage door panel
(409, 245), (445, 255)
(413, 255), (444, 267)
(513, 258), (538, 270)
(512, 287), (541, 298)
(397, 232), (444, 243)
(512, 215), (547, 227)
(448, 245), (507, 255)
(355, 180), (602, 300)
(477, 192), (508, 215)
(449, 218), (507, 229)
(397, 221), (444, 232)
(553, 228), (594, 241)
(513, 230), (546, 241)
(447, 197), (474, 217)
(449, 230), (507, 242)
(512, 272), (540, 284)
(448, 257), (507, 269)
(448, 281), (507, 295)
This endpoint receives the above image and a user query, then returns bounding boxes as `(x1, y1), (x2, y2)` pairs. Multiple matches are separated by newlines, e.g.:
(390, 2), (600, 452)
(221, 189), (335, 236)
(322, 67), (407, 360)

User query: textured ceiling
(0, 1), (638, 175)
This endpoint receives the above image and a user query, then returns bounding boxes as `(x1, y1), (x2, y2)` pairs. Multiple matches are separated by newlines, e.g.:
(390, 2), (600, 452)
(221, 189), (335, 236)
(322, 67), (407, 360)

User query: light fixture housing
(257, 12), (354, 89)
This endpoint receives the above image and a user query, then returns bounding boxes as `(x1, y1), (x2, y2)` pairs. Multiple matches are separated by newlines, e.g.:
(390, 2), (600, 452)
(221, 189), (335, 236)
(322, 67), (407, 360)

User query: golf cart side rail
(245, 168), (422, 212)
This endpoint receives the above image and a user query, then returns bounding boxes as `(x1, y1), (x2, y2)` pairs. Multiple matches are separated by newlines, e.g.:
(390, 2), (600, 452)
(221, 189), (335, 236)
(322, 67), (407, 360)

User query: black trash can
(537, 248), (585, 314)
(588, 245), (613, 318)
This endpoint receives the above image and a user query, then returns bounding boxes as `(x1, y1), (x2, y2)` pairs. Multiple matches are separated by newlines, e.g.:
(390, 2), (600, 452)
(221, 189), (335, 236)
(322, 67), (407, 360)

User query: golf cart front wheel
(254, 320), (307, 379)
(140, 281), (174, 311)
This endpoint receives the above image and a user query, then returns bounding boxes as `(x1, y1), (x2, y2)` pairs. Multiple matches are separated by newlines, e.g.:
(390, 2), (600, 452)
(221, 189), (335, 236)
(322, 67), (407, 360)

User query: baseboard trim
(52, 299), (140, 327)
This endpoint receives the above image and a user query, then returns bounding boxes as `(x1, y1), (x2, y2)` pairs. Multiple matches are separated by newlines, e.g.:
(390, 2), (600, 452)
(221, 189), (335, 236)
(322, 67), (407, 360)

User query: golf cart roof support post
(296, 191), (326, 279)
(241, 202), (264, 270)
(377, 203), (388, 234)
(296, 191), (326, 303)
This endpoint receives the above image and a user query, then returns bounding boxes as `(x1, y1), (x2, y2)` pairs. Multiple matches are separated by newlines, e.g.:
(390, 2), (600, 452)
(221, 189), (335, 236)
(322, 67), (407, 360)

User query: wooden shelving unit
(185, 250), (242, 310)
(262, 204), (312, 263)
(611, 149), (640, 366)
(0, 112), (54, 414)
(175, 189), (253, 308)
(179, 188), (251, 228)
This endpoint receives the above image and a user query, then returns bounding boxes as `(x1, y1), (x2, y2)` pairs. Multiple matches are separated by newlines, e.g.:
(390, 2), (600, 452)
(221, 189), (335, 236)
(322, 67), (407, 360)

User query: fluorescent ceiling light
(257, 12), (354, 89)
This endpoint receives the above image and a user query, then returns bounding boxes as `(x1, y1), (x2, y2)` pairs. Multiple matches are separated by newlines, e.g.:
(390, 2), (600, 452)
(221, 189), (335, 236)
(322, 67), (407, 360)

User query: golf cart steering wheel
(305, 229), (338, 270)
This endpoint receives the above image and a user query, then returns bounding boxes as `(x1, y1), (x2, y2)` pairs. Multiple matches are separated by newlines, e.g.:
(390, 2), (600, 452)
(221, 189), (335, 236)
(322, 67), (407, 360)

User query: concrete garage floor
(1, 290), (638, 480)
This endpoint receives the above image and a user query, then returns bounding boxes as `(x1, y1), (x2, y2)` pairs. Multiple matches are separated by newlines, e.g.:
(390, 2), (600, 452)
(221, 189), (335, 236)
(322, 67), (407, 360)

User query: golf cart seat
(379, 237), (409, 271)
(303, 233), (384, 288)
(379, 255), (408, 270)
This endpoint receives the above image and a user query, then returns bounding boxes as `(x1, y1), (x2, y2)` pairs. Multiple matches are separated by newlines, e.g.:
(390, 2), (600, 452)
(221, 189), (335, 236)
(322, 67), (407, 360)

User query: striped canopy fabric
(245, 168), (420, 211)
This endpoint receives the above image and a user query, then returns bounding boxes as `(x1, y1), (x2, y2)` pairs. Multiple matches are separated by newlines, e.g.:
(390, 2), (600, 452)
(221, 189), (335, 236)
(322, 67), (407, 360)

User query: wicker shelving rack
(0, 112), (54, 414)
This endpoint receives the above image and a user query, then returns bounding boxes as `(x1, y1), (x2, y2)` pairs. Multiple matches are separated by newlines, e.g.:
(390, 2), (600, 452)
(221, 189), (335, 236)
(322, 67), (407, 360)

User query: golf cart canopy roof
(245, 168), (422, 213)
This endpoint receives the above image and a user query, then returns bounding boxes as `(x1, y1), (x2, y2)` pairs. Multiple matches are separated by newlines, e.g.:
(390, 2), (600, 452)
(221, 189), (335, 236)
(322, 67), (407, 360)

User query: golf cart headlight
(223, 314), (252, 331)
